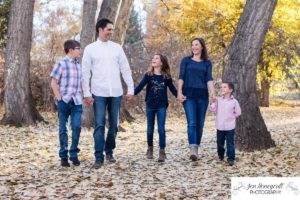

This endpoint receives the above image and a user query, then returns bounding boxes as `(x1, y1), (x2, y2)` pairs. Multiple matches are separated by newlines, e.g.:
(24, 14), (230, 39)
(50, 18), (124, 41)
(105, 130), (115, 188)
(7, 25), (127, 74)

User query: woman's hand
(177, 93), (186, 103)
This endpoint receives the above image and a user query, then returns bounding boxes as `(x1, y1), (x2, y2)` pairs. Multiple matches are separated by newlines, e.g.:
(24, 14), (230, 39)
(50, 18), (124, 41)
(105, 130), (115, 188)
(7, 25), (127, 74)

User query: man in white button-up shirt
(82, 18), (134, 169)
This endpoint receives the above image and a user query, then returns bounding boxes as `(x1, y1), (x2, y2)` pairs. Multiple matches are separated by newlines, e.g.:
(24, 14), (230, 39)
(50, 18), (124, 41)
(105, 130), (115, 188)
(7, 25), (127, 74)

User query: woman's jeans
(146, 106), (167, 149)
(183, 98), (208, 147)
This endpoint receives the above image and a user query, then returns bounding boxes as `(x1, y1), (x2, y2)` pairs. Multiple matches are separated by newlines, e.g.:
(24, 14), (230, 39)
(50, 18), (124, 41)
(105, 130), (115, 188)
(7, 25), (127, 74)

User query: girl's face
(221, 83), (233, 96)
(151, 54), (162, 68)
(192, 40), (203, 56)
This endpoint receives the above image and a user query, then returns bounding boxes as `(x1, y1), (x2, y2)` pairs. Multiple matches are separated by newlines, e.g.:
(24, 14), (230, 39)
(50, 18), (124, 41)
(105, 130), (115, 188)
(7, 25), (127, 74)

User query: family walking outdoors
(50, 18), (241, 169)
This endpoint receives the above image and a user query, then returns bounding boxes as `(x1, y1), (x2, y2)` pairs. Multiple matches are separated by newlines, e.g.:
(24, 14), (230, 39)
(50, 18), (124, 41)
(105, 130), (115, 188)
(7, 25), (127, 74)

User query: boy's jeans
(146, 106), (167, 149)
(183, 98), (209, 146)
(93, 95), (122, 161)
(57, 99), (82, 159)
(217, 129), (235, 161)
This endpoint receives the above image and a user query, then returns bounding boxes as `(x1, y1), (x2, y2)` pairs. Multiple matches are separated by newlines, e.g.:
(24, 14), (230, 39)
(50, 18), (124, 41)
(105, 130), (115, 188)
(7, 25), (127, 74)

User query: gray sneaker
(93, 160), (104, 169)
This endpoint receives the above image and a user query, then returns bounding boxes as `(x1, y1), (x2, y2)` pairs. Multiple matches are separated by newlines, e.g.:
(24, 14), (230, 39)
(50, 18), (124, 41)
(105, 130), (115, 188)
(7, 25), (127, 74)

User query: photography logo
(231, 177), (299, 200)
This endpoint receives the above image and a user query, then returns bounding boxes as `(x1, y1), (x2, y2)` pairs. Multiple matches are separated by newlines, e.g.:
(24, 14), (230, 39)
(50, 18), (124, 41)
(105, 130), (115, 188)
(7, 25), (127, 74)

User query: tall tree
(222, 0), (278, 151)
(80, 0), (97, 128)
(1, 0), (44, 126)
(81, 0), (134, 127)
(95, 0), (121, 39)
(113, 0), (133, 45)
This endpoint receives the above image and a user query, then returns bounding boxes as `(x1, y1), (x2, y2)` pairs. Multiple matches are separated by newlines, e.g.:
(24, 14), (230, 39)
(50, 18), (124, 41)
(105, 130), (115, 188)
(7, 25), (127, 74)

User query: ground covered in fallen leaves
(0, 105), (299, 199)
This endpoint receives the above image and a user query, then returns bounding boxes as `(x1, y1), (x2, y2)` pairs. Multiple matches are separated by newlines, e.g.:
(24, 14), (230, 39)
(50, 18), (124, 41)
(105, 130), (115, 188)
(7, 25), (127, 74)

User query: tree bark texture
(80, 0), (98, 128)
(1, 0), (44, 126)
(222, 0), (277, 151)
(113, 0), (133, 45)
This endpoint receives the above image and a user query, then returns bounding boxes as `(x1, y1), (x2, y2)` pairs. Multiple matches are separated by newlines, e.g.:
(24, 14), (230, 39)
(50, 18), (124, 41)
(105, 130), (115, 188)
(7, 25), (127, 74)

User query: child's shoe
(61, 158), (70, 167)
(146, 146), (153, 159)
(157, 149), (166, 162)
(228, 160), (235, 166)
(69, 157), (80, 166)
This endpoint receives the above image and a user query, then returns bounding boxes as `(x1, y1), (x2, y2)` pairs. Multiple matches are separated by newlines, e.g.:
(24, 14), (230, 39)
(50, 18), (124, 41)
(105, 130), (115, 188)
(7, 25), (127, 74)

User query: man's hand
(83, 97), (94, 106)
(125, 95), (134, 104)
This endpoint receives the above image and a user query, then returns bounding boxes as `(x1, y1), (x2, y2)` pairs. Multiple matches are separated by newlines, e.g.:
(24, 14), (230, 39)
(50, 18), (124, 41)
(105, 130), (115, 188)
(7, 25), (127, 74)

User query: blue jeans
(217, 129), (235, 161)
(57, 99), (82, 159)
(146, 106), (167, 149)
(183, 98), (208, 146)
(93, 95), (122, 161)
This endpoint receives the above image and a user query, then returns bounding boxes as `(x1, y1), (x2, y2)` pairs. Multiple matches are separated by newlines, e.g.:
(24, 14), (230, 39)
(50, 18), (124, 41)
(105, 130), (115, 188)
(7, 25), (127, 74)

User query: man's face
(99, 23), (114, 41)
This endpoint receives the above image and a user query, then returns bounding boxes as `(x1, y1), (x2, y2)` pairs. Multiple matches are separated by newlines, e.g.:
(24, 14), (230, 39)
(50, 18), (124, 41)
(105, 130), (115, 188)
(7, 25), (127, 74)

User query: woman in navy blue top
(135, 54), (177, 162)
(178, 38), (216, 161)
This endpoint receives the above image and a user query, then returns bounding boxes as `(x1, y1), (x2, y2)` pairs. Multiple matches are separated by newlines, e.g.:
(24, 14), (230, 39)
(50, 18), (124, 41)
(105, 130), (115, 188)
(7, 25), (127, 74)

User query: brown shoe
(158, 149), (166, 162)
(146, 146), (153, 159)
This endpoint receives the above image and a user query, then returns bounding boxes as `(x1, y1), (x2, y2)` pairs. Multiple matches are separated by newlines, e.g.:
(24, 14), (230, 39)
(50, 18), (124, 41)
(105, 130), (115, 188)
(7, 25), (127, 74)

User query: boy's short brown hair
(64, 40), (80, 54)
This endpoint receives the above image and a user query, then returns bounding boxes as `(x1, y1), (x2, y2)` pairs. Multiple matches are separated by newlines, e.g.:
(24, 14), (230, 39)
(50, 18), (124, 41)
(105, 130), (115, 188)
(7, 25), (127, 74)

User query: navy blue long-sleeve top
(134, 73), (177, 109)
(179, 56), (213, 100)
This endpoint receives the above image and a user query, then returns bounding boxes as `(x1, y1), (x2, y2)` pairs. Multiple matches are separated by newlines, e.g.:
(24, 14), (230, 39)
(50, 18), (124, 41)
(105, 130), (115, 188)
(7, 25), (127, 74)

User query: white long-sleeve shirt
(82, 40), (134, 97)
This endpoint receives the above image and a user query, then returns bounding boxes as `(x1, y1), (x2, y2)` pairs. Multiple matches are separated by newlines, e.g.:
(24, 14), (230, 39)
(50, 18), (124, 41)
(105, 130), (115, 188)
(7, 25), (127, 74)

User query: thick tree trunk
(260, 78), (270, 107)
(113, 0), (133, 45)
(80, 0), (97, 128)
(222, 0), (277, 151)
(95, 0), (121, 40)
(1, 0), (44, 126)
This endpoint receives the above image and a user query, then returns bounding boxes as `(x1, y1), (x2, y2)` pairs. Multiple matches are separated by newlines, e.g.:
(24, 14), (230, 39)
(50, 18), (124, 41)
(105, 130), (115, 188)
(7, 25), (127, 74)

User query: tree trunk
(1, 0), (44, 126)
(113, 0), (133, 45)
(260, 78), (270, 107)
(222, 0), (277, 151)
(95, 0), (122, 39)
(80, 0), (97, 128)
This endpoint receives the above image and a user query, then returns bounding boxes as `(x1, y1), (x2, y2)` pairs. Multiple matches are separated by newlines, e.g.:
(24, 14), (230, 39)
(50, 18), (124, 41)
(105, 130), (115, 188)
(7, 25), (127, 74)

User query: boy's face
(221, 83), (233, 96)
(69, 47), (81, 59)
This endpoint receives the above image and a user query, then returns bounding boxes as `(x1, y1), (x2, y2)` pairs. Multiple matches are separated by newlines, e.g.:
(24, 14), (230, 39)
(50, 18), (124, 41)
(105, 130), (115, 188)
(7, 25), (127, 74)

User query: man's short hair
(96, 18), (113, 33)
(64, 40), (80, 54)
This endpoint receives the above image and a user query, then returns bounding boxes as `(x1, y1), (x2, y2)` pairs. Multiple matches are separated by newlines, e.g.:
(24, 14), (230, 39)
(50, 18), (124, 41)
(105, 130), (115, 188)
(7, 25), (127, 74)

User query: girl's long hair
(190, 38), (209, 61)
(147, 54), (171, 78)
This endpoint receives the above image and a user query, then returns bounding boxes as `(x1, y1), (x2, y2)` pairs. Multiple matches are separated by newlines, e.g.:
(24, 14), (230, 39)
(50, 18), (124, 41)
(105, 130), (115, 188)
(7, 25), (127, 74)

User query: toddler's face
(221, 83), (232, 96)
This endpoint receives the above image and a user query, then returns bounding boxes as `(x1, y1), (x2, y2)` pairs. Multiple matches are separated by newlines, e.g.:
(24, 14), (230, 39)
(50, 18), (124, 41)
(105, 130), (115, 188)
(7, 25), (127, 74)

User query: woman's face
(151, 55), (162, 68)
(192, 40), (203, 56)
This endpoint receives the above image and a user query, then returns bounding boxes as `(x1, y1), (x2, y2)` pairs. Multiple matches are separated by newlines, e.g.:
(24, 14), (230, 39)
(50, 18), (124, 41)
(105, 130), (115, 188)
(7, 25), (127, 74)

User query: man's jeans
(57, 99), (82, 159)
(146, 106), (167, 149)
(93, 95), (122, 161)
(183, 98), (209, 146)
(217, 129), (235, 161)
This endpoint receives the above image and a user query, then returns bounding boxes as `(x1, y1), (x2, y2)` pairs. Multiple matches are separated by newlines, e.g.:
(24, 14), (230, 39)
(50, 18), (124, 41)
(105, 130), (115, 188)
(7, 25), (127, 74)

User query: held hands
(177, 93), (186, 103)
(125, 94), (134, 104)
(83, 97), (94, 106)
(210, 94), (216, 103)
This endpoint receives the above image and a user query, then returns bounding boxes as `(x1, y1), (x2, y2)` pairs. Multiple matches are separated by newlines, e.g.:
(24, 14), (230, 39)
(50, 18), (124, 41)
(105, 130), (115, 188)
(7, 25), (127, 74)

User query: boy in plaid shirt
(50, 40), (83, 167)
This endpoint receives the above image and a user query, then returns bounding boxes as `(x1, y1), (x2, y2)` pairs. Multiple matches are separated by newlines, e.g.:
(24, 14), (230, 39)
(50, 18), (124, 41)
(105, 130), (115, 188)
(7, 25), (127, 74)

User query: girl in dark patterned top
(135, 54), (177, 162)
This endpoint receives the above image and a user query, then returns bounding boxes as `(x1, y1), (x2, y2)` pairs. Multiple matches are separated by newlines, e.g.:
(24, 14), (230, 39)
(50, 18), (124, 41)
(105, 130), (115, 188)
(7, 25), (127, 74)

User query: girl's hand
(177, 93), (186, 103)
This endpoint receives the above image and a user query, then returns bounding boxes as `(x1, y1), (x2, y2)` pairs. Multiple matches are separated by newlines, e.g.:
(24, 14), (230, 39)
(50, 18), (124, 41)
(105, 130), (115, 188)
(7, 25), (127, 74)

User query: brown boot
(146, 146), (153, 159)
(189, 146), (197, 161)
(158, 149), (166, 162)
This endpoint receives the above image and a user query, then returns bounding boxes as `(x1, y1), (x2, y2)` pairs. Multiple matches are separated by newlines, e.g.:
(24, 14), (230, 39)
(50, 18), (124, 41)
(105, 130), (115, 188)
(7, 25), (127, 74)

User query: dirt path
(0, 107), (299, 199)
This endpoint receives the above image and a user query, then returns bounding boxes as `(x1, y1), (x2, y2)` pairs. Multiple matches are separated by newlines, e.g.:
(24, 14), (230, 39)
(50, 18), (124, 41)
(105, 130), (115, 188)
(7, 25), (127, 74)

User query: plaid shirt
(50, 56), (82, 105)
